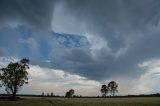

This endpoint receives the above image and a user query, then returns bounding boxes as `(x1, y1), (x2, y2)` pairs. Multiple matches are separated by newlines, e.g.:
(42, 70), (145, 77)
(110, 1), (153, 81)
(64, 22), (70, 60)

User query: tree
(108, 81), (118, 96)
(69, 89), (74, 97)
(51, 92), (54, 97)
(47, 93), (49, 97)
(65, 91), (70, 98)
(42, 92), (45, 96)
(101, 84), (109, 97)
(65, 89), (75, 98)
(0, 58), (29, 100)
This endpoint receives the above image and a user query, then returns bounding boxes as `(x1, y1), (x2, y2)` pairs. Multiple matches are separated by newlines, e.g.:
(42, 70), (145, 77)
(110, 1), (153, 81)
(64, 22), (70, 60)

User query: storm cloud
(0, 0), (56, 29)
(49, 0), (160, 80)
(0, 0), (160, 95)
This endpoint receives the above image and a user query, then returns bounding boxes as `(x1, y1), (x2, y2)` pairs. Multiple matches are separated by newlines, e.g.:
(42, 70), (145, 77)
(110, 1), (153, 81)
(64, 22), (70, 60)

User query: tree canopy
(65, 89), (75, 98)
(101, 84), (109, 97)
(0, 58), (29, 100)
(101, 81), (118, 97)
(108, 81), (118, 96)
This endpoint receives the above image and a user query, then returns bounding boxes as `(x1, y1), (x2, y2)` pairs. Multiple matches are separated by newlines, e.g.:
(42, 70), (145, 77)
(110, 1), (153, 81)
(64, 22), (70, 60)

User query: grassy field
(0, 97), (160, 106)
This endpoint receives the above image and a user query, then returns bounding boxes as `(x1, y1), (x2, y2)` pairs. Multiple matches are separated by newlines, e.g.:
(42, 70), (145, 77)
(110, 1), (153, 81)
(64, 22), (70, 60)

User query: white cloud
(84, 32), (111, 56)
(0, 57), (101, 96)
(131, 59), (160, 94)
(99, 59), (160, 95)
(0, 57), (19, 67)
(1, 56), (160, 96)
(24, 64), (101, 96)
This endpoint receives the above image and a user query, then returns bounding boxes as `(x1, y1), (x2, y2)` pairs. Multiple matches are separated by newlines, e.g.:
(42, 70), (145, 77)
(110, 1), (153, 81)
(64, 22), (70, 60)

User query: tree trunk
(113, 90), (115, 97)
(105, 93), (106, 98)
(12, 91), (16, 101)
(12, 81), (17, 101)
(12, 72), (17, 101)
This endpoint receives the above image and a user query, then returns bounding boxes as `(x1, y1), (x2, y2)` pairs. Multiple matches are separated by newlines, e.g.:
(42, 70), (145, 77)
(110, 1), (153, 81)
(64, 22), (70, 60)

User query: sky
(0, 0), (160, 96)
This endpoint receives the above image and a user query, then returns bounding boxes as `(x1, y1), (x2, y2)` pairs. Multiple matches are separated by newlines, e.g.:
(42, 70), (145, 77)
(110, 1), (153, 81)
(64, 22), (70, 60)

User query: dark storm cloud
(62, 0), (160, 51)
(48, 0), (160, 80)
(1, 0), (160, 81)
(50, 47), (140, 80)
(0, 0), (55, 29)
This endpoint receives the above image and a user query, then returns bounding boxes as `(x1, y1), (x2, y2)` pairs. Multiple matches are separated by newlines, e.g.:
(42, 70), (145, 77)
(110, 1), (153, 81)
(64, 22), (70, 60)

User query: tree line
(0, 58), (118, 100)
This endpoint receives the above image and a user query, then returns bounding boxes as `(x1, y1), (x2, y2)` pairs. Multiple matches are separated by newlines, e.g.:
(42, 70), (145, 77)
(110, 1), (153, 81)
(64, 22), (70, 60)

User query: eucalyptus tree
(108, 81), (118, 96)
(0, 58), (29, 100)
(65, 89), (75, 98)
(101, 84), (109, 97)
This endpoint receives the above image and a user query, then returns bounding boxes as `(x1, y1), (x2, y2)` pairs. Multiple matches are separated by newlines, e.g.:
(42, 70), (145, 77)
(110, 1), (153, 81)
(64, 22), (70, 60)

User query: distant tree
(108, 81), (118, 96)
(69, 89), (74, 97)
(65, 91), (70, 97)
(101, 84), (109, 97)
(51, 92), (54, 97)
(42, 92), (45, 96)
(0, 58), (29, 100)
(47, 93), (49, 97)
(65, 89), (75, 98)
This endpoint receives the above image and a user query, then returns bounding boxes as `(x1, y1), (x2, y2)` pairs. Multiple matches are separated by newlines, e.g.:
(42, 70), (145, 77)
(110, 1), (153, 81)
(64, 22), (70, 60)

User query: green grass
(0, 97), (160, 106)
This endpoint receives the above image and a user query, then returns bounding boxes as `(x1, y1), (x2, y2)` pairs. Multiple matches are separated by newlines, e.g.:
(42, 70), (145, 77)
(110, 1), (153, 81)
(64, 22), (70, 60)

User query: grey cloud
(49, 46), (141, 80)
(62, 0), (160, 52)
(0, 48), (6, 56)
(1, 0), (160, 82)
(0, 0), (56, 29)
(47, 0), (160, 80)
